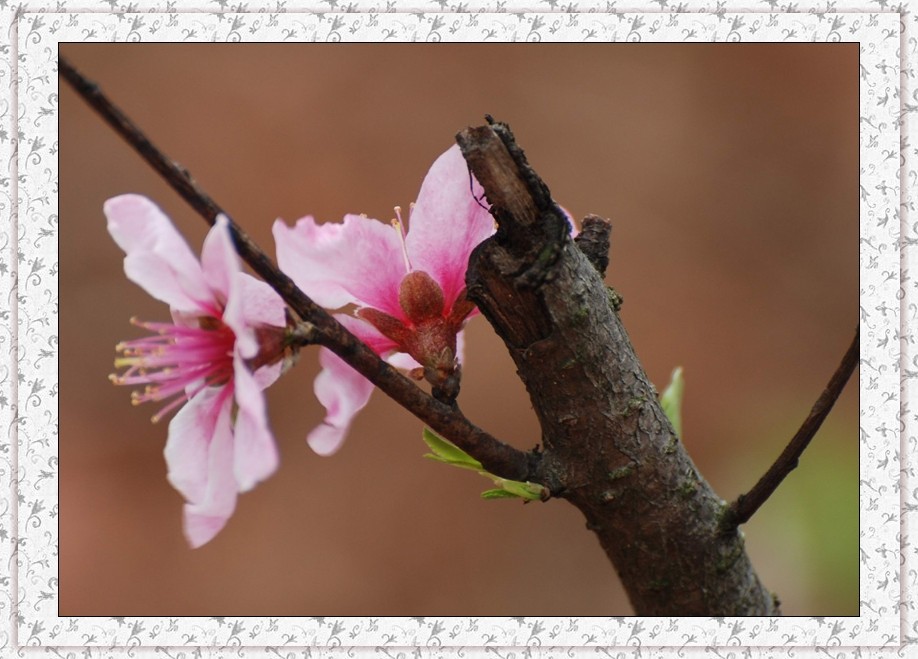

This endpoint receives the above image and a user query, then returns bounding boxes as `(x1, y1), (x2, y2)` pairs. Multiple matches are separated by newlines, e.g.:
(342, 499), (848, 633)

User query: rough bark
(457, 121), (779, 616)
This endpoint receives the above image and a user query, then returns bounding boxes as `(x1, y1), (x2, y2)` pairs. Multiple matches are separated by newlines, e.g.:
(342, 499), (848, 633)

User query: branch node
(288, 320), (318, 347)
(430, 365), (461, 405)
(574, 214), (612, 276)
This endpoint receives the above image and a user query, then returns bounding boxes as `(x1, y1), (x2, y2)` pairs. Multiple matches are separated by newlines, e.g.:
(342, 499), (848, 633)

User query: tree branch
(573, 214), (612, 277)
(458, 120), (779, 615)
(59, 56), (536, 483)
(721, 327), (860, 532)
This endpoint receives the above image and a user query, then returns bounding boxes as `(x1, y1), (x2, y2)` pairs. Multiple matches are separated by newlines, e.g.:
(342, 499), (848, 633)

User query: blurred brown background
(60, 44), (858, 616)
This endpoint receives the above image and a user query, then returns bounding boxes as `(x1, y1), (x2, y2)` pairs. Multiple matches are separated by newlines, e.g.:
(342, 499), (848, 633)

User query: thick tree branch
(721, 327), (860, 532)
(60, 56), (536, 483)
(458, 121), (779, 615)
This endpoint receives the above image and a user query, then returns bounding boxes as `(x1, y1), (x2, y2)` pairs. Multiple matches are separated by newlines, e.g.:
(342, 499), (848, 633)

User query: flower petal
(223, 272), (287, 360)
(559, 205), (578, 237)
(308, 347), (375, 457)
(305, 313), (415, 456)
(183, 510), (230, 549)
(236, 274), (287, 329)
(104, 194), (216, 315)
(199, 215), (240, 305)
(182, 401), (237, 548)
(164, 385), (228, 504)
(206, 218), (286, 361)
(455, 328), (466, 366)
(335, 312), (401, 356)
(387, 351), (421, 371)
(274, 214), (408, 319)
(231, 355), (280, 492)
(163, 385), (238, 548)
(405, 145), (496, 310)
(252, 361), (283, 391)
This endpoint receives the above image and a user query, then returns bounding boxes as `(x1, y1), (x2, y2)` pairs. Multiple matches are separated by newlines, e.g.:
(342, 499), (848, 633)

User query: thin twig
(60, 55), (537, 483)
(721, 327), (860, 533)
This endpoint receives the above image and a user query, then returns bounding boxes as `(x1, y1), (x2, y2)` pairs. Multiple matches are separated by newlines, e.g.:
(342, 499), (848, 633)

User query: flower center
(110, 316), (236, 423)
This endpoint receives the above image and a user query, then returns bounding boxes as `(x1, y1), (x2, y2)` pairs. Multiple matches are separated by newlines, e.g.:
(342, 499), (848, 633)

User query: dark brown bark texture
(457, 121), (779, 616)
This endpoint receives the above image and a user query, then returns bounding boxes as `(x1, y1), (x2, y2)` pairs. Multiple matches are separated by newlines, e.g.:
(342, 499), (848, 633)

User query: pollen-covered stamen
(110, 315), (236, 423)
(391, 206), (412, 272)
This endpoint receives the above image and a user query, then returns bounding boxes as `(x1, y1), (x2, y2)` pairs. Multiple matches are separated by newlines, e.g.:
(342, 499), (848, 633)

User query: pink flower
(273, 145), (495, 456)
(106, 195), (288, 548)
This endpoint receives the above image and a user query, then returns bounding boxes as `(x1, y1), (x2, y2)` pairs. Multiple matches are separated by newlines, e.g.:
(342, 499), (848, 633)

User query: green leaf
(423, 453), (485, 472)
(660, 366), (684, 437)
(422, 428), (548, 501)
(480, 488), (522, 500)
(421, 427), (482, 470)
(486, 477), (546, 501)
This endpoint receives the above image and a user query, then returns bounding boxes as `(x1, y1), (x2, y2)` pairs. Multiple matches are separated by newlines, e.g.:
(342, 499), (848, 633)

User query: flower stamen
(392, 206), (412, 272)
(111, 316), (236, 423)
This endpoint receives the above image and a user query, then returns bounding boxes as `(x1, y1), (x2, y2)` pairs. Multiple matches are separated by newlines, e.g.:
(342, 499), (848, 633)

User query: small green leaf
(660, 366), (684, 437)
(487, 477), (546, 501)
(423, 453), (485, 472)
(480, 489), (522, 500)
(422, 428), (548, 501)
(421, 427), (482, 470)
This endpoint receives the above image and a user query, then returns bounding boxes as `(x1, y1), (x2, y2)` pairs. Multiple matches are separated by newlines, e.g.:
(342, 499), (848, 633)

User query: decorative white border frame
(1, 2), (910, 657)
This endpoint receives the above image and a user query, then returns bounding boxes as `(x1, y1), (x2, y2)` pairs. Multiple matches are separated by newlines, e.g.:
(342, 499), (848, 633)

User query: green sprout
(421, 428), (547, 501)
(660, 366), (685, 437)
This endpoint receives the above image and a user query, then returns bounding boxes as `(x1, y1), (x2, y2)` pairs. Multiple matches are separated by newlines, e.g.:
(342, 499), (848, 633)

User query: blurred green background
(59, 44), (858, 615)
